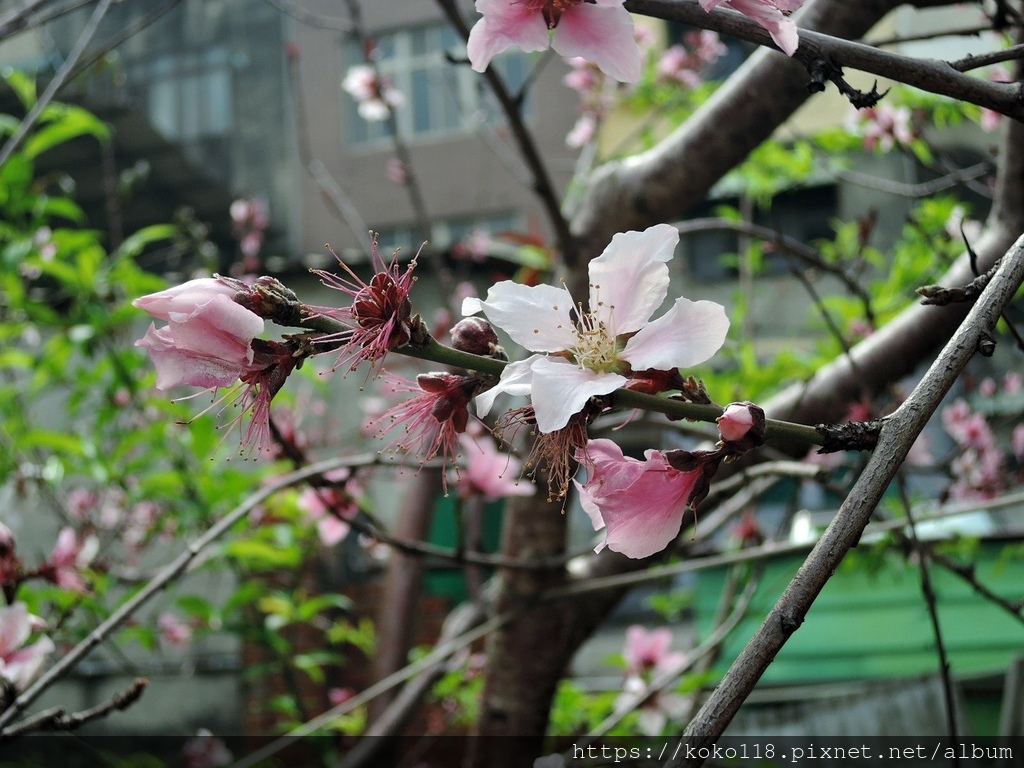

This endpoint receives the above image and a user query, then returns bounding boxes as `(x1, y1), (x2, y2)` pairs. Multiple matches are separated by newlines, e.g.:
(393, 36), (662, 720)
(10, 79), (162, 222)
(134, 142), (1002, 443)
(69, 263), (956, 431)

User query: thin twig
(433, 0), (578, 266)
(950, 42), (1024, 72)
(674, 217), (876, 323)
(228, 604), (526, 768)
(897, 480), (961, 755)
(1, 678), (147, 740)
(0, 0), (114, 169)
(582, 570), (760, 741)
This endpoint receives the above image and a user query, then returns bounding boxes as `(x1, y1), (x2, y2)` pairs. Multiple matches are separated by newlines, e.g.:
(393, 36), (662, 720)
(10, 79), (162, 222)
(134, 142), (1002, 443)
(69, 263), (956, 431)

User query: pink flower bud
(717, 401), (766, 451)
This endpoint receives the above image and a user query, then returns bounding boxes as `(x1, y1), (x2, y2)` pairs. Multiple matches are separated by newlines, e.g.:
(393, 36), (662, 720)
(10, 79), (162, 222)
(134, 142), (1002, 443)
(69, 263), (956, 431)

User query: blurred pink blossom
(1003, 372), (1022, 396)
(1012, 424), (1024, 460)
(0, 602), (54, 690)
(619, 626), (688, 735)
(297, 469), (362, 546)
(44, 527), (98, 592)
(182, 730), (233, 768)
(343, 64), (404, 121)
(158, 612), (193, 648)
(854, 103), (914, 152)
(457, 432), (535, 500)
(565, 113), (598, 148)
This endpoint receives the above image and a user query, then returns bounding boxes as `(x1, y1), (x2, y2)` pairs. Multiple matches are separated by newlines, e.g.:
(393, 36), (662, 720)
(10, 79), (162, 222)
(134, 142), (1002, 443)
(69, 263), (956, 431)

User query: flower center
(571, 319), (620, 373)
(524, 0), (591, 28)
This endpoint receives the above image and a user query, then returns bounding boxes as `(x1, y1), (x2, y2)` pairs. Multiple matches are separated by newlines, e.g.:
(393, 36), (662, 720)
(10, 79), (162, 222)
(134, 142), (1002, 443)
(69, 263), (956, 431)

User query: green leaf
(2, 69), (37, 109)
(24, 108), (110, 158)
(112, 224), (178, 262)
(225, 539), (302, 569)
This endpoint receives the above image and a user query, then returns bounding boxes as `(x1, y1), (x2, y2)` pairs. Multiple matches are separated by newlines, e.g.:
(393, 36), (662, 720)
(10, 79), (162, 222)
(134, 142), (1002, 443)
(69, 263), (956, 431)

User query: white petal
(588, 224), (678, 337)
(470, 281), (576, 352)
(473, 357), (537, 417)
(622, 297), (729, 371)
(461, 296), (484, 315)
(529, 357), (625, 433)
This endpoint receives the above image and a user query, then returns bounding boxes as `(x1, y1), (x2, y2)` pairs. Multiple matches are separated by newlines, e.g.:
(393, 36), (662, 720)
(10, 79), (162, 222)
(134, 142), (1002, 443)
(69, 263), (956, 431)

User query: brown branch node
(918, 258), (998, 306)
(815, 419), (884, 453)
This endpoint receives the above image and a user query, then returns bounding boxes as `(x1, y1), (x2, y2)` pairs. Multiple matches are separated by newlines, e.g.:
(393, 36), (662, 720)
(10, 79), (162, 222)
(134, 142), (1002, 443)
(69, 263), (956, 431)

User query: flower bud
(450, 317), (503, 359)
(717, 401), (766, 452)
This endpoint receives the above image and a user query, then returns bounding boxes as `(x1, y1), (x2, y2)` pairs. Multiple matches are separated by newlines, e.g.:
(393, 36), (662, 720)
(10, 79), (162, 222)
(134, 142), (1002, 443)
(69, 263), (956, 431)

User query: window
(343, 24), (528, 147)
(147, 47), (233, 141)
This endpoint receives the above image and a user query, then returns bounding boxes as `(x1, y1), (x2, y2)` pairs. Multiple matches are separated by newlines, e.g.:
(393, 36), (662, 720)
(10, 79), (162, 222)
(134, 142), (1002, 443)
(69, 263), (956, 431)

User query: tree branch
(675, 232), (1024, 765)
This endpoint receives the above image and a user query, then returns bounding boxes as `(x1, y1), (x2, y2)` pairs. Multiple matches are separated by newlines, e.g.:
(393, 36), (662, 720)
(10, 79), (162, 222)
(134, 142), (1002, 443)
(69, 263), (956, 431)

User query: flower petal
(136, 324), (251, 390)
(551, 2), (641, 83)
(587, 224), (678, 337)
(131, 278), (238, 321)
(529, 357), (625, 433)
(0, 603), (30, 657)
(467, 0), (550, 73)
(464, 281), (576, 353)
(473, 356), (538, 417)
(622, 296), (729, 371)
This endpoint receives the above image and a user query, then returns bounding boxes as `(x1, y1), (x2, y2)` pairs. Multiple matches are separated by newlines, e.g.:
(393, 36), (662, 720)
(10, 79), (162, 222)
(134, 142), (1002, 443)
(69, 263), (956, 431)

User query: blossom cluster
(132, 221), (750, 558)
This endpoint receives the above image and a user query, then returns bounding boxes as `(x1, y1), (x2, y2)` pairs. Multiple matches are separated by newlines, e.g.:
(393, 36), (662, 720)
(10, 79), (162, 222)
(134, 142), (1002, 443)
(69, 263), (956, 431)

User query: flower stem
(394, 341), (825, 446)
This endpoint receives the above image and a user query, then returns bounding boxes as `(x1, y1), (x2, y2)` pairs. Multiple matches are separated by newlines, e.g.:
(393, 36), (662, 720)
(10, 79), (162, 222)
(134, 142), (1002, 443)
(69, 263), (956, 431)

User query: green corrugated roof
(696, 540), (1024, 685)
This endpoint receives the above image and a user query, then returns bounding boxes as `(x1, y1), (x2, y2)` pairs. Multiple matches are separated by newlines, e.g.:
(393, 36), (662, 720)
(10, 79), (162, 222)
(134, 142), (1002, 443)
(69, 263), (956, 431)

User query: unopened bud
(717, 401), (766, 452)
(450, 317), (504, 359)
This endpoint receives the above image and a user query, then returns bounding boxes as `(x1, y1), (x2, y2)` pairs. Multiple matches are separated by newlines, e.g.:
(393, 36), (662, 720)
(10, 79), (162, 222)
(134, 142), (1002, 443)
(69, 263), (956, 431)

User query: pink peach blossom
(575, 439), (705, 558)
(134, 278), (264, 390)
(457, 432), (535, 500)
(158, 612), (194, 648)
(467, 0), (641, 83)
(297, 469), (361, 547)
(0, 602), (54, 690)
(44, 527), (98, 592)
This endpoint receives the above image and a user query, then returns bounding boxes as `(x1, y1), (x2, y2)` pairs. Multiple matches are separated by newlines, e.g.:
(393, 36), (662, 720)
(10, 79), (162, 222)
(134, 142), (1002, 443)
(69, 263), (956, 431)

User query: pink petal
(467, 0), (550, 73)
(136, 325), (251, 390)
(166, 293), (262, 365)
(726, 0), (799, 56)
(132, 278), (238, 320)
(622, 297), (729, 371)
(3, 636), (54, 690)
(552, 3), (641, 83)
(587, 224), (677, 337)
(529, 357), (625, 433)
(318, 516), (350, 547)
(0, 603), (31, 657)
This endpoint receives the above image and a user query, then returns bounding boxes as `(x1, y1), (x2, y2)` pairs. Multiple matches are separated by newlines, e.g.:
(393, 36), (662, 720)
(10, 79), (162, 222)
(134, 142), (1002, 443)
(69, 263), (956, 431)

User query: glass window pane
(411, 69), (431, 133)
(148, 80), (178, 138)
